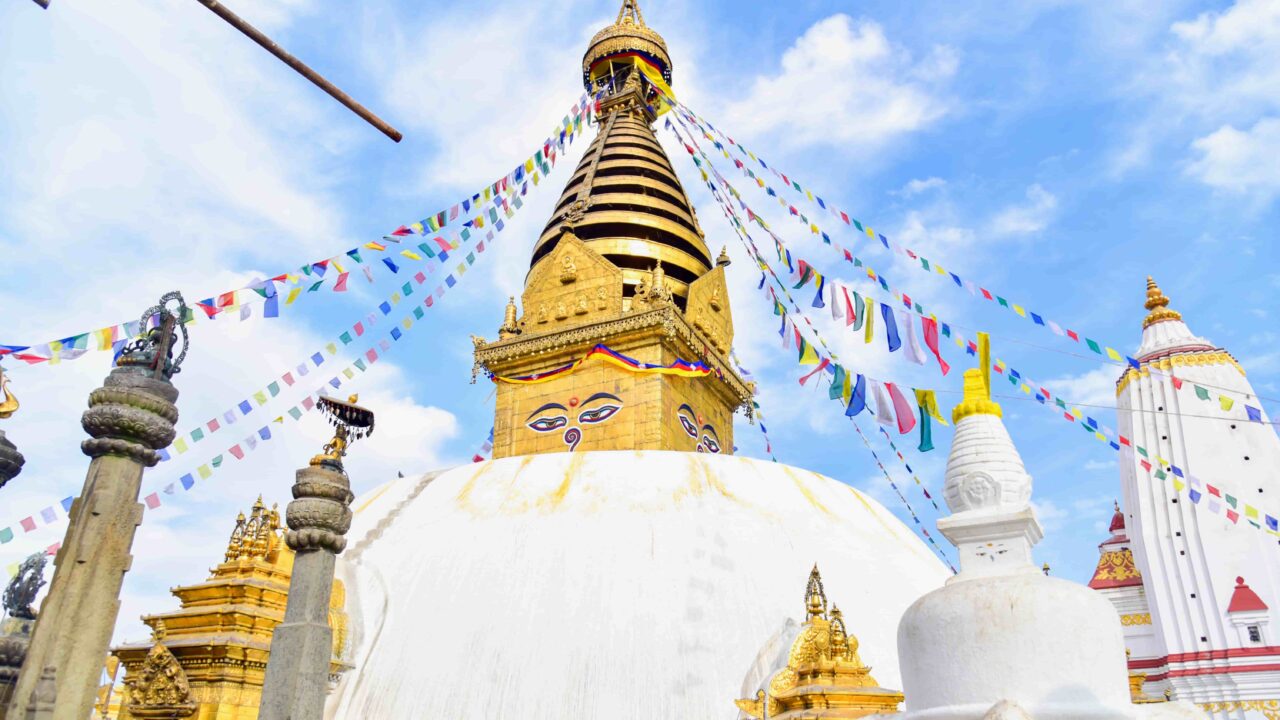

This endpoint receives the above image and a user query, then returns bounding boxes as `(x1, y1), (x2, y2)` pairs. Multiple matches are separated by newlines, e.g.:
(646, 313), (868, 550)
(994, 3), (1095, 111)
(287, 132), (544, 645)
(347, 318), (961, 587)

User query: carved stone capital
(284, 464), (353, 555)
(79, 366), (179, 466)
(0, 428), (24, 489)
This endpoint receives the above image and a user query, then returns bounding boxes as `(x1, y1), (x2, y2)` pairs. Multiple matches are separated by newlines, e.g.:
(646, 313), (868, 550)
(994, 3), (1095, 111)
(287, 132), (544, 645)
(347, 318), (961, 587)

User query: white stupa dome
(324, 451), (949, 719)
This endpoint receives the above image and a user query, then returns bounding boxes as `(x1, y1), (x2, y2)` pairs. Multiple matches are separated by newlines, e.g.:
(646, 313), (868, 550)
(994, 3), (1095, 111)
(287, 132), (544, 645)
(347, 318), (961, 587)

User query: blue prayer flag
(238, 400), (252, 414)
(379, 302), (392, 315)
(180, 474), (195, 490)
(383, 258), (399, 273)
(880, 303), (901, 352)
(1246, 405), (1263, 423)
(845, 374), (867, 417)
(61, 497), (73, 512)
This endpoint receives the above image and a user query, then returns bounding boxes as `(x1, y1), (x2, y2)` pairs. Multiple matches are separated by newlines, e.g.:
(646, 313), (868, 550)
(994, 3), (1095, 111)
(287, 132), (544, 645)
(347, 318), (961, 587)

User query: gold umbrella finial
(1143, 276), (1182, 329)
(311, 394), (376, 468)
(0, 362), (19, 420)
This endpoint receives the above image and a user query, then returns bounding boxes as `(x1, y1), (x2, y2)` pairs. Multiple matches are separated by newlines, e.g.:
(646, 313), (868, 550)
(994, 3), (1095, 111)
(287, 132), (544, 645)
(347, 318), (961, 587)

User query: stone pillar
(259, 461), (353, 720)
(7, 294), (186, 720)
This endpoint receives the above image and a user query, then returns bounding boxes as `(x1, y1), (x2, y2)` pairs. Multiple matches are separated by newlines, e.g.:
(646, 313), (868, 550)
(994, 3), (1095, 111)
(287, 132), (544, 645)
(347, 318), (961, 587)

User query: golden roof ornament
(499, 296), (521, 339)
(124, 627), (196, 719)
(804, 563), (827, 619)
(582, 0), (671, 90)
(0, 362), (18, 420)
(311, 394), (375, 468)
(1142, 276), (1183, 329)
(952, 332), (1002, 422)
(716, 246), (731, 268)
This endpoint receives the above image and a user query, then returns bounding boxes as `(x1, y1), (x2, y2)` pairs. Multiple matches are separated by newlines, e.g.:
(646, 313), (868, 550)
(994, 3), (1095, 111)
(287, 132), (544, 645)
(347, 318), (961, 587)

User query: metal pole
(194, 0), (402, 143)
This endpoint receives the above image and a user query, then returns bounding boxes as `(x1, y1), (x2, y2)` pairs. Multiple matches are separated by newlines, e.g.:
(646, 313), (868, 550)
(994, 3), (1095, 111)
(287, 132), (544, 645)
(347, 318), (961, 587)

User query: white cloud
(896, 177), (947, 197)
(1032, 498), (1069, 532)
(1082, 460), (1112, 472)
(989, 183), (1058, 236)
(1186, 117), (1280, 195)
(719, 14), (956, 151)
(1042, 365), (1120, 408)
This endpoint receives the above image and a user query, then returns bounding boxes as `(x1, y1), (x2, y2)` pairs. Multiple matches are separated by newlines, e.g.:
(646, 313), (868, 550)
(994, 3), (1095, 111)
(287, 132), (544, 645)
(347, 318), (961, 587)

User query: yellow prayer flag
(810, 223), (819, 234)
(914, 389), (948, 426)
(325, 342), (337, 355)
(864, 299), (876, 344)
(799, 341), (820, 365)
(1220, 395), (1234, 411)
(174, 437), (188, 454)
(1173, 479), (1186, 492)
(1072, 408), (1083, 419)
(865, 227), (875, 239)
(401, 250), (422, 261)
(343, 368), (354, 379)
(285, 288), (301, 306)
(403, 318), (412, 329)
(525, 159), (535, 173)
(254, 391), (268, 405)
(197, 465), (212, 480)
(1020, 383), (1031, 394)
(842, 372), (852, 403)
(331, 259), (346, 273)
(1013, 305), (1026, 317)
(391, 292), (402, 305)
(1106, 347), (1123, 362)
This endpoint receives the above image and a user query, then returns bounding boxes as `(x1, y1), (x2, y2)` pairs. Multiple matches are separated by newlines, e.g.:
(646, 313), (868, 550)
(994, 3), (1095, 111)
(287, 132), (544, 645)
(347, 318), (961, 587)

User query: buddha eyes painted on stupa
(525, 392), (625, 451)
(676, 403), (721, 454)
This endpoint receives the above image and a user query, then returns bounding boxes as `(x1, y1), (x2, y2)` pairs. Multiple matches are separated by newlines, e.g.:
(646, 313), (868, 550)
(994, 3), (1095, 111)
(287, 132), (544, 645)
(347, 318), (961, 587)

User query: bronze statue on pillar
(0, 554), (46, 720)
(6, 292), (188, 720)
(259, 394), (373, 720)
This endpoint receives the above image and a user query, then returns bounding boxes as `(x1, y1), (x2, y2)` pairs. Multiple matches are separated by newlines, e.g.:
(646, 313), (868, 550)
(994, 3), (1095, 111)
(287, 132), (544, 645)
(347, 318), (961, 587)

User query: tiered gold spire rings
(1143, 276), (1183, 329)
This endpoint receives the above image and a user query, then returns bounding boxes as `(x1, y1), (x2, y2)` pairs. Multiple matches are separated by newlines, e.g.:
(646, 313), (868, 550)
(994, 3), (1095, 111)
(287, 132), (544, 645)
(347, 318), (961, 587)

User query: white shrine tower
(1113, 277), (1280, 717)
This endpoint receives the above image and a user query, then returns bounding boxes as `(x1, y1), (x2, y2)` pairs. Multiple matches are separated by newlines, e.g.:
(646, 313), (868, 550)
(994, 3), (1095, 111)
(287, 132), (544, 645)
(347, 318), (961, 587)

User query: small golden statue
(310, 394), (375, 469)
(560, 252), (578, 284)
(555, 301), (569, 320)
(575, 295), (589, 315)
(536, 304), (549, 324)
(595, 286), (608, 310)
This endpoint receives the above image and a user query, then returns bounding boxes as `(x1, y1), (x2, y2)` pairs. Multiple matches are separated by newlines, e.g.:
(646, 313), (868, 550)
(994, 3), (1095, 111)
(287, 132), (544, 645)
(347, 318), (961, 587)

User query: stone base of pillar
(260, 619), (335, 720)
(0, 617), (35, 720)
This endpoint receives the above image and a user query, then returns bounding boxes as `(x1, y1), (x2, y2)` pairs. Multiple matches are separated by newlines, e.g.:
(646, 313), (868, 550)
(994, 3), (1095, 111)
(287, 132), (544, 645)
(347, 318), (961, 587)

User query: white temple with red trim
(1102, 278), (1280, 718)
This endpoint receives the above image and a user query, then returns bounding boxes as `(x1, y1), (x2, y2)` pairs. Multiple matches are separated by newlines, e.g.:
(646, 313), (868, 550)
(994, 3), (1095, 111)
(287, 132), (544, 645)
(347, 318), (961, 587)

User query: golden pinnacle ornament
(311, 394), (375, 467)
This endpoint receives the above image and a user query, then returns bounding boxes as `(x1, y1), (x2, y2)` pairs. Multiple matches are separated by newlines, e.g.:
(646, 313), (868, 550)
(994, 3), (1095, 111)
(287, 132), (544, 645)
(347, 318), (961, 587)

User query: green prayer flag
(402, 282), (413, 296)
(829, 365), (846, 400)
(0, 527), (13, 544)
(1194, 385), (1210, 401)
(340, 331), (353, 345)
(1086, 339), (1102, 354)
(211, 454), (223, 468)
(997, 297), (1009, 307)
(288, 407), (302, 420)
(1154, 469), (1167, 479)
(308, 280), (323, 292)
(850, 292), (866, 331)
(268, 381), (280, 397)
(191, 428), (204, 442)
(354, 358), (367, 371)
(918, 409), (934, 452)
(920, 258), (930, 271)
(417, 242), (436, 258)
(1137, 446), (1149, 457)
(413, 307), (424, 319)
(1225, 494), (1237, 509)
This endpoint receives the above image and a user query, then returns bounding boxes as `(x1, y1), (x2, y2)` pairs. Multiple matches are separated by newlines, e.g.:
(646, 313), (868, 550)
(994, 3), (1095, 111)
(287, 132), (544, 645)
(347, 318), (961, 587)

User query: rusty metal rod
(195, 0), (402, 143)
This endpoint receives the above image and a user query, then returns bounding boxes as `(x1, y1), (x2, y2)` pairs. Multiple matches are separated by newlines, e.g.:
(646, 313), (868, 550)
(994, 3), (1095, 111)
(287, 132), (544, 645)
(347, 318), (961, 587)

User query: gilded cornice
(1199, 700), (1280, 719)
(1115, 350), (1245, 396)
(1088, 548), (1142, 589)
(473, 305), (754, 413)
(1120, 613), (1152, 626)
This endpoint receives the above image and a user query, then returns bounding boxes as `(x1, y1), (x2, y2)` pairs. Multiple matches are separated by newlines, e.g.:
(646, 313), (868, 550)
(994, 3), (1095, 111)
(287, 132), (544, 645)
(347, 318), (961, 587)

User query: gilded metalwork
(735, 565), (903, 719)
(1115, 349), (1245, 395)
(1143, 276), (1183, 329)
(582, 0), (671, 89)
(1089, 548), (1142, 587)
(1200, 700), (1280, 719)
(121, 634), (196, 719)
(310, 393), (375, 467)
(1120, 613), (1152, 626)
(0, 363), (17, 420)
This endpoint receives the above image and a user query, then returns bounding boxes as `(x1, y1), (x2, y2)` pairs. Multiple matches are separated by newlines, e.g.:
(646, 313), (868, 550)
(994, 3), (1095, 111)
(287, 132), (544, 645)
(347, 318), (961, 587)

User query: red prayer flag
(45, 542), (60, 556)
(20, 517), (35, 532)
(1171, 376), (1184, 389)
(1140, 460), (1152, 472)
(354, 321), (364, 337)
(391, 225), (412, 237)
(434, 236), (452, 252)
(843, 249), (852, 261)
(333, 272), (350, 292)
(1118, 435), (1131, 446)
(842, 287), (856, 326)
(1207, 484), (1221, 497)
(1226, 509), (1239, 524)
(840, 211), (850, 224)
(144, 493), (161, 509)
(229, 444), (245, 460)
(283, 372), (295, 386)
(980, 288), (993, 300)
(414, 271), (426, 284)
(798, 358), (831, 386)
(921, 317), (950, 375)
(885, 382), (916, 434)
(217, 292), (236, 307)
(1067, 330), (1079, 342)
(472, 454), (485, 463)
(207, 419), (220, 432)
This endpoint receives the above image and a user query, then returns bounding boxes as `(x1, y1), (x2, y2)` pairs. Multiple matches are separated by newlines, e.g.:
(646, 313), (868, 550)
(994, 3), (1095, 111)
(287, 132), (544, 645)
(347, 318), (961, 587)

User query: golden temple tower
(474, 0), (752, 458)
(109, 498), (350, 720)
(734, 566), (904, 719)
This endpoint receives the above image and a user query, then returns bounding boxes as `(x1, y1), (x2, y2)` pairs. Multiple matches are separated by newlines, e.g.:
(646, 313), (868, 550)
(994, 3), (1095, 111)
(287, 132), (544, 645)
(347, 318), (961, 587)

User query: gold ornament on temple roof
(123, 634), (196, 719)
(225, 496), (281, 563)
(1143, 276), (1183, 329)
(736, 564), (903, 719)
(310, 394), (375, 468)
(499, 296), (521, 339)
(0, 362), (18, 420)
(582, 0), (672, 90)
(716, 246), (731, 267)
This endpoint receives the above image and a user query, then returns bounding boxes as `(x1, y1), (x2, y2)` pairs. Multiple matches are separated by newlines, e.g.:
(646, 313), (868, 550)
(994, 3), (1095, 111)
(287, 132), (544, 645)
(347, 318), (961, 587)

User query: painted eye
(696, 444), (707, 452)
(679, 415), (698, 438)
(701, 435), (721, 454)
(527, 416), (567, 433)
(578, 404), (621, 424)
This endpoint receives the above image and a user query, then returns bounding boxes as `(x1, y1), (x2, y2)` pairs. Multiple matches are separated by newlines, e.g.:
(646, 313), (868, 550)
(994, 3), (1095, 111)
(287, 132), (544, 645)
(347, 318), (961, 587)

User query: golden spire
(716, 246), (731, 267)
(1142, 276), (1182, 329)
(804, 564), (827, 619)
(952, 332), (1002, 422)
(499, 296), (520, 339)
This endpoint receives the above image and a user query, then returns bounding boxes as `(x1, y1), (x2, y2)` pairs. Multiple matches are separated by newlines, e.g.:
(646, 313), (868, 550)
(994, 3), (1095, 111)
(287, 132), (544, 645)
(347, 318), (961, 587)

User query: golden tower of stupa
(474, 0), (752, 459)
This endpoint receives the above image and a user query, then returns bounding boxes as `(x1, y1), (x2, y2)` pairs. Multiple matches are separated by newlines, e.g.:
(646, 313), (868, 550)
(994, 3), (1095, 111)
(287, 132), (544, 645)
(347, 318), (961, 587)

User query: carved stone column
(258, 461), (354, 720)
(7, 293), (187, 720)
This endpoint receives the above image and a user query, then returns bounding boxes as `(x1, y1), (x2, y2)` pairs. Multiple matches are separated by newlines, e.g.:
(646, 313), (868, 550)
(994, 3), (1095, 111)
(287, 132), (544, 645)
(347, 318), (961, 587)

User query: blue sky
(2, 0), (1278, 643)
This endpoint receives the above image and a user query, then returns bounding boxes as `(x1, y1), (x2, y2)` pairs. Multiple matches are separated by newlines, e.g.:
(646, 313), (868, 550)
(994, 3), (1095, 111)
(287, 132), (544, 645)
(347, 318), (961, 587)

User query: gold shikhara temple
(106, 498), (349, 720)
(735, 566), (904, 719)
(473, 0), (752, 459)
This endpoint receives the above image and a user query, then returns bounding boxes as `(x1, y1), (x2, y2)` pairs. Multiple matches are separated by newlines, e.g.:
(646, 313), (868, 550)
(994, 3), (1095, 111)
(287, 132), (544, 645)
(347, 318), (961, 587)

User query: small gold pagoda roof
(1142, 276), (1183, 329)
(735, 565), (903, 719)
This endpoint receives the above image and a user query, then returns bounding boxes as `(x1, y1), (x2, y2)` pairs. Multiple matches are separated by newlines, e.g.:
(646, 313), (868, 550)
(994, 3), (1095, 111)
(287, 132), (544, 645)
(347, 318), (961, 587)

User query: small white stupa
(894, 336), (1206, 720)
